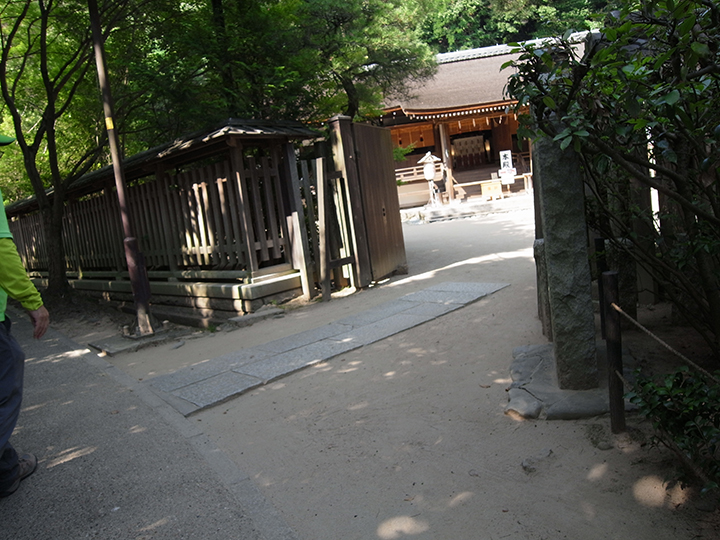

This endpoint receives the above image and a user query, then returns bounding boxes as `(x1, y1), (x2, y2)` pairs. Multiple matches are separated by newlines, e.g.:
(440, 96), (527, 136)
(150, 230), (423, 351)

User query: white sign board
(499, 150), (513, 170)
(499, 168), (517, 184)
(498, 150), (515, 184)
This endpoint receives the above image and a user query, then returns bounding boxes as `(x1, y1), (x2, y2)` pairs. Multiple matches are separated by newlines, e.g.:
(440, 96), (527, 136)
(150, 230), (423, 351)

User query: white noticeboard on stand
(498, 150), (516, 185)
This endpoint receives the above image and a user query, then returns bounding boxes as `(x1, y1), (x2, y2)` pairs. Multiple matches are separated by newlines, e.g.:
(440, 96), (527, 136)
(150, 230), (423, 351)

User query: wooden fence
(7, 119), (407, 325)
(10, 148), (292, 279)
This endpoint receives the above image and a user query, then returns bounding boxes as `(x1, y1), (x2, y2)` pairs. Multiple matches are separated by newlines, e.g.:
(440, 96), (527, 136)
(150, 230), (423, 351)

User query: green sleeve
(0, 189), (11, 239)
(0, 237), (44, 312)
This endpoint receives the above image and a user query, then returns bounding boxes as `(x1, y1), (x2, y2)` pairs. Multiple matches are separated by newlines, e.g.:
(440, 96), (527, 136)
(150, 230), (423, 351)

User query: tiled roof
(386, 32), (589, 115)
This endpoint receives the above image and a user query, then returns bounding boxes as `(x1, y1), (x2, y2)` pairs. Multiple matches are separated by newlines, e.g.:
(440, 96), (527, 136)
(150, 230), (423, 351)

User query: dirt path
(55, 199), (718, 539)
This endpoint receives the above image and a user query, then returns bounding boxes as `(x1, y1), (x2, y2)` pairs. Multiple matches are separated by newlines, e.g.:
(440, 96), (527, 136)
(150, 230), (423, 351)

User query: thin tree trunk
(43, 192), (70, 295)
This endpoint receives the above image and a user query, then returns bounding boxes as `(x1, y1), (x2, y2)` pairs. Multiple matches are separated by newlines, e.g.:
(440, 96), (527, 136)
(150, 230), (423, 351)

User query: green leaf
(663, 89), (681, 105)
(615, 125), (631, 137)
(691, 42), (711, 56)
(678, 14), (697, 36)
(542, 96), (557, 109)
(662, 147), (678, 163)
(553, 127), (572, 141)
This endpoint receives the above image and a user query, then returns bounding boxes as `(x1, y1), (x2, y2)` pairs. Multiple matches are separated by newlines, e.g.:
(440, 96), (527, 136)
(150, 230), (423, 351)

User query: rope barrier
(610, 302), (720, 385)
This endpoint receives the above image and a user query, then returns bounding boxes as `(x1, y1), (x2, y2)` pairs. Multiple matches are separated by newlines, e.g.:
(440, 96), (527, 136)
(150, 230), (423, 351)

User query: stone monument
(533, 135), (598, 390)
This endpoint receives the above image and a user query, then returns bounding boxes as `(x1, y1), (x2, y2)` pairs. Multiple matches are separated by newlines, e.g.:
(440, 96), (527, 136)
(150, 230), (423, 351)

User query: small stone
(521, 448), (553, 474)
(170, 341), (185, 350)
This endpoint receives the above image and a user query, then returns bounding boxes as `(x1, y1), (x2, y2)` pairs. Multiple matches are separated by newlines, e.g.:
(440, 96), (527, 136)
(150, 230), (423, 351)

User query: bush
(627, 366), (720, 492)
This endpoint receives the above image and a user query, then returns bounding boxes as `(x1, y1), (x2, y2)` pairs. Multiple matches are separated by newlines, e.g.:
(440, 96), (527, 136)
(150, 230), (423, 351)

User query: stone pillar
(533, 136), (598, 390)
(533, 239), (553, 341)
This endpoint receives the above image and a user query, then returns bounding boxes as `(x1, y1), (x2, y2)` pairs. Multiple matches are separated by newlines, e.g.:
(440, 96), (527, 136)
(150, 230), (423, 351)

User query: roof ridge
(436, 31), (590, 64)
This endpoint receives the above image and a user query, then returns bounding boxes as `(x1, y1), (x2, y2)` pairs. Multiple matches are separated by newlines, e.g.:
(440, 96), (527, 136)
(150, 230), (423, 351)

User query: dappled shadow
(204, 318), (707, 539)
(194, 207), (711, 539)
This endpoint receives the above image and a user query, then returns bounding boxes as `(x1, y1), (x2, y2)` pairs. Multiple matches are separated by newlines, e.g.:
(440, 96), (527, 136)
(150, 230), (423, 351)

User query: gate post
(282, 142), (315, 299)
(328, 115), (372, 288)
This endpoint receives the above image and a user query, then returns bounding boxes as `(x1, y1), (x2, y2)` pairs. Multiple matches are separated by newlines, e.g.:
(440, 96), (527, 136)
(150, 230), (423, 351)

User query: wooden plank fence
(9, 152), (294, 279)
(6, 121), (407, 325)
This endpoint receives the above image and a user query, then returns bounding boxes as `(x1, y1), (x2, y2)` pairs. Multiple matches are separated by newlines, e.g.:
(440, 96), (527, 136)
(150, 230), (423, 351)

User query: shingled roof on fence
(6, 119), (320, 216)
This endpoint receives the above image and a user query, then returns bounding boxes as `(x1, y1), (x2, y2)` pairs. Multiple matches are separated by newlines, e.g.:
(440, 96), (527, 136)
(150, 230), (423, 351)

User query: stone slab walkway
(147, 282), (508, 416)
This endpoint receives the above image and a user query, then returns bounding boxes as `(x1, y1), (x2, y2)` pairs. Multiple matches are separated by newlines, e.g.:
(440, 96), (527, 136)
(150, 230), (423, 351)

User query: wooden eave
(400, 99), (519, 122)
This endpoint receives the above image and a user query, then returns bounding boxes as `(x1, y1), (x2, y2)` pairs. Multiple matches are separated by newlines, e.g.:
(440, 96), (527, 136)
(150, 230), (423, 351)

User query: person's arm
(0, 237), (49, 338)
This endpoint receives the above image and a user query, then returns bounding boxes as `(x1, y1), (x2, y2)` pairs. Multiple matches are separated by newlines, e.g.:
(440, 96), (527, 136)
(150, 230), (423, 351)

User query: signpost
(498, 150), (516, 185)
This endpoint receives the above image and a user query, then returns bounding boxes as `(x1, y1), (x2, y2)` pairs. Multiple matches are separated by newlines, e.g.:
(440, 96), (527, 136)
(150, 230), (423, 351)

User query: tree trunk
(340, 75), (360, 119)
(42, 192), (70, 295)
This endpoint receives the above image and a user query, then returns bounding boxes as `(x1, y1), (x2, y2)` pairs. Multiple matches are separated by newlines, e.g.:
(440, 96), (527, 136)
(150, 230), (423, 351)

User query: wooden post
(438, 123), (454, 201)
(283, 142), (315, 299)
(229, 145), (259, 274)
(89, 0), (154, 335)
(603, 271), (626, 434)
(301, 159), (320, 285)
(316, 158), (331, 301)
(595, 237), (608, 339)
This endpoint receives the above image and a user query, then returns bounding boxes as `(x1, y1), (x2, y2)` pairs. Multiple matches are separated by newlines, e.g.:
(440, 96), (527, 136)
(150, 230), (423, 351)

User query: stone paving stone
(398, 289), (485, 305)
(172, 371), (264, 409)
(255, 323), (354, 354)
(325, 313), (433, 347)
(334, 300), (416, 327)
(426, 281), (509, 295)
(212, 348), (274, 367)
(397, 301), (462, 319)
(147, 282), (511, 414)
(397, 282), (508, 306)
(235, 339), (362, 382)
(149, 349), (271, 392)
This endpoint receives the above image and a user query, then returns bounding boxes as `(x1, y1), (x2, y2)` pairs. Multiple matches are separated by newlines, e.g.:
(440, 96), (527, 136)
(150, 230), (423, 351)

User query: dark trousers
(0, 317), (24, 490)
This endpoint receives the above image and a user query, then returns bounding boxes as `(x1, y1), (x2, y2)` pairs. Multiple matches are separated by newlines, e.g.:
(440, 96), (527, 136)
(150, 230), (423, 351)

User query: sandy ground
(50, 199), (720, 539)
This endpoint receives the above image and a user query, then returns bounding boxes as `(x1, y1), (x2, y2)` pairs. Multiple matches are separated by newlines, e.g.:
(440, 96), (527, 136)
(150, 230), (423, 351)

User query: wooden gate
(328, 116), (407, 288)
(352, 123), (407, 281)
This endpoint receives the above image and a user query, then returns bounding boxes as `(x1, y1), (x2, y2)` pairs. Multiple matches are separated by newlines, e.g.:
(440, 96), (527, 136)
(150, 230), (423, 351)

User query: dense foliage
(505, 0), (720, 359)
(415, 0), (616, 52)
(628, 367), (720, 492)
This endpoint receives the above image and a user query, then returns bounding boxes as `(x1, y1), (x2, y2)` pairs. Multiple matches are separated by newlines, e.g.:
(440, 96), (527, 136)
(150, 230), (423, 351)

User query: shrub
(628, 366), (720, 492)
